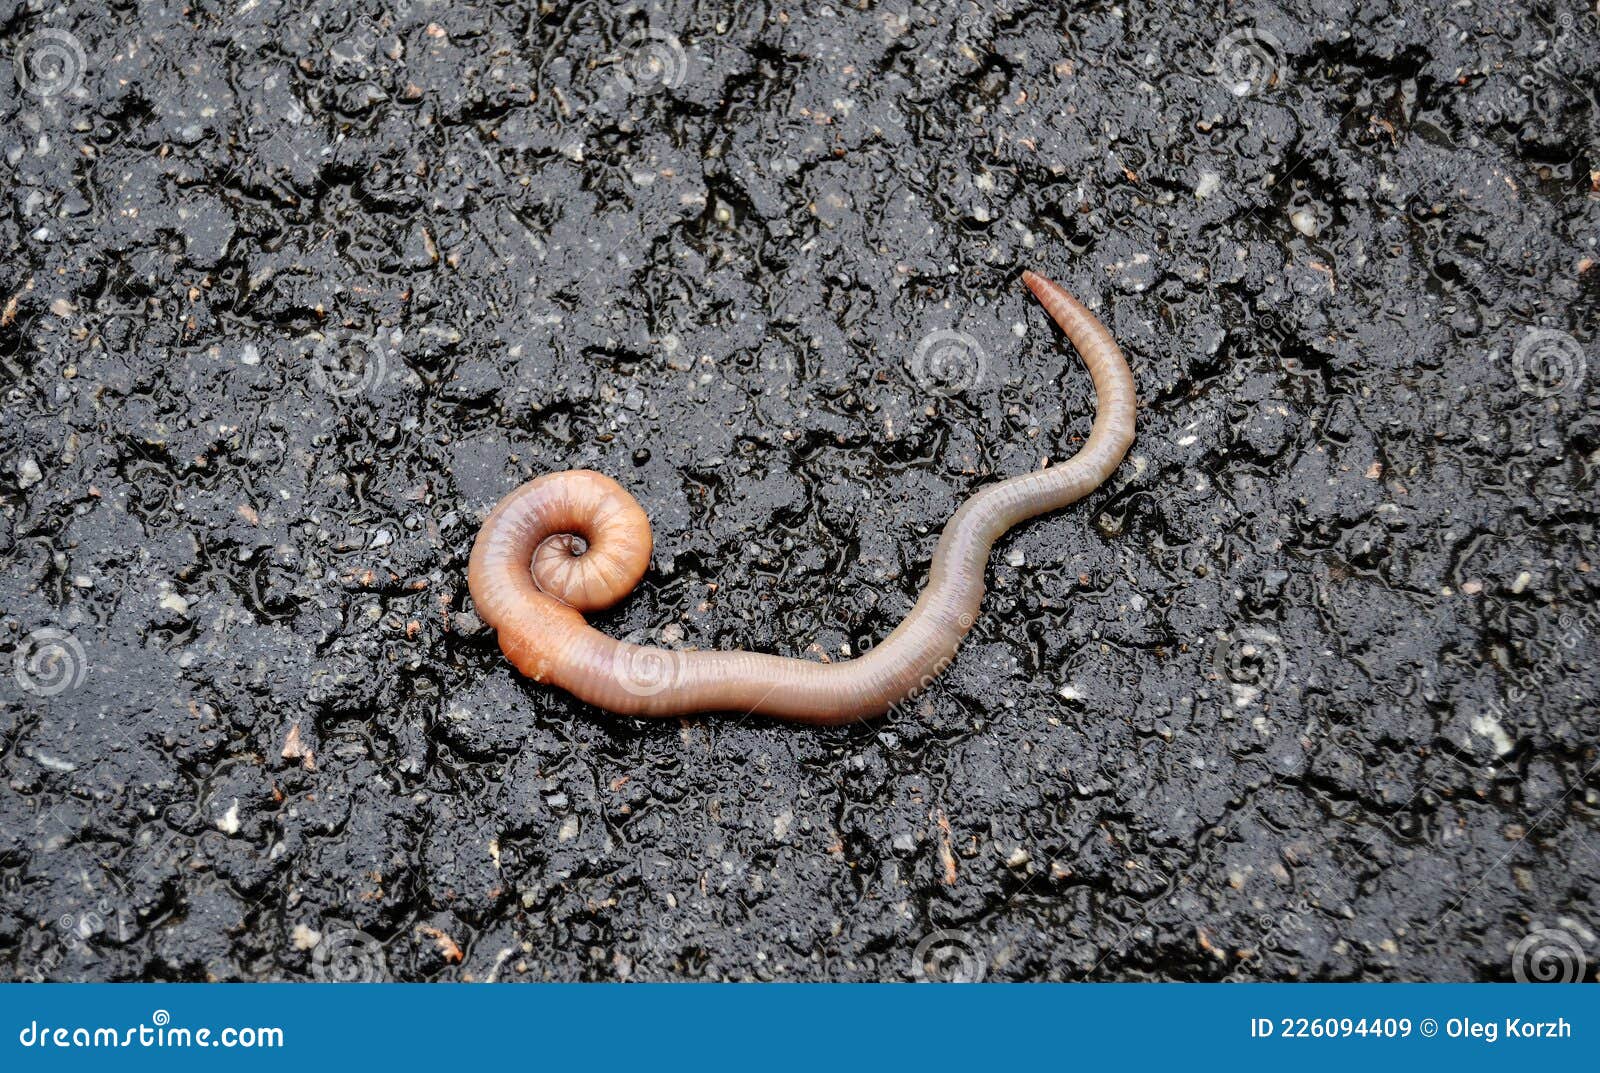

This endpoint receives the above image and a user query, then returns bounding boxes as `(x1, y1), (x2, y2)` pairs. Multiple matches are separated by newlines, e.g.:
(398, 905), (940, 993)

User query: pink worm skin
(467, 270), (1137, 725)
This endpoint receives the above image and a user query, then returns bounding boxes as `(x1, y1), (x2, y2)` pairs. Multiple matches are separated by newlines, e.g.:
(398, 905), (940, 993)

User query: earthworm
(467, 270), (1136, 724)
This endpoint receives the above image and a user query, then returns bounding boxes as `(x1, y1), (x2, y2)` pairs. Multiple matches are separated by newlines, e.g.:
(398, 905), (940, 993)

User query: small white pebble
(1290, 209), (1319, 237)
(1195, 171), (1221, 199)
(1470, 713), (1515, 756)
(17, 458), (43, 488)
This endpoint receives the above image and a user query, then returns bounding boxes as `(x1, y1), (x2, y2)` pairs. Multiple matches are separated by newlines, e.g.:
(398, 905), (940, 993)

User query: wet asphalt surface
(2, 0), (1598, 983)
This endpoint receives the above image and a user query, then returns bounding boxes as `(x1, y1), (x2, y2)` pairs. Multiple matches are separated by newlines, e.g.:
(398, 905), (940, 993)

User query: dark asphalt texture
(2, 0), (1598, 982)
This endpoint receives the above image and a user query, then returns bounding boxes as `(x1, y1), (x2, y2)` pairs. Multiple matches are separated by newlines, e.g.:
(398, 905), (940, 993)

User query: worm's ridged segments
(467, 271), (1136, 724)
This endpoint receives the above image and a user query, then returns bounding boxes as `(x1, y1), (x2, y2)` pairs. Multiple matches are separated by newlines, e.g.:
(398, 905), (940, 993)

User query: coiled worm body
(468, 271), (1136, 724)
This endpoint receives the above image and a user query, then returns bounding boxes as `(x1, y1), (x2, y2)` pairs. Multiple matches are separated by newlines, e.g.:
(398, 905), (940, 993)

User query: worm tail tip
(1020, 268), (1062, 306)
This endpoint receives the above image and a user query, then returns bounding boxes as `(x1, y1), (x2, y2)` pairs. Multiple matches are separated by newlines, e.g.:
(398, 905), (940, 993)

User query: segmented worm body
(468, 271), (1136, 724)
